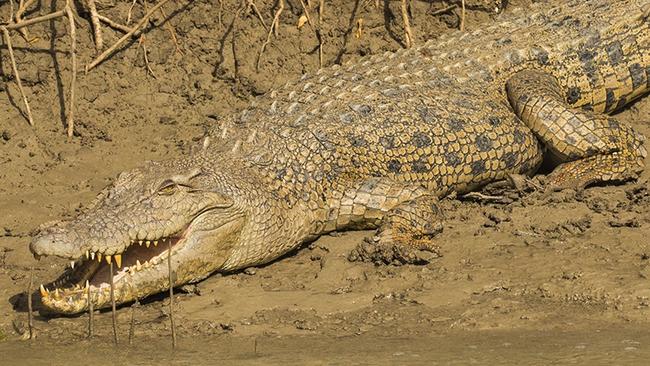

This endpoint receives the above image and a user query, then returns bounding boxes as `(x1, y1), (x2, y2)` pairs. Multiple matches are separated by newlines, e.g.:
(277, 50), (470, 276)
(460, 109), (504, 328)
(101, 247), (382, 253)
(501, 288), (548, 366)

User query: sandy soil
(2, 0), (650, 363)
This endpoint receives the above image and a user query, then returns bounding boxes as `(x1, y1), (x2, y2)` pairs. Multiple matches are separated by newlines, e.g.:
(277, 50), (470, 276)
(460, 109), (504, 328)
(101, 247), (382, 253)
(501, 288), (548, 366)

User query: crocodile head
(30, 156), (250, 314)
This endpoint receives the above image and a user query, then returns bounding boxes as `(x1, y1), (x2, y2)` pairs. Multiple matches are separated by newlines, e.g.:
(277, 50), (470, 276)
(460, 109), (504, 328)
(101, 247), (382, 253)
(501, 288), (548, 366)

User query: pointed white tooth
(97, 253), (102, 262)
(40, 284), (47, 297)
(146, 241), (151, 248)
(138, 240), (143, 246)
(115, 254), (122, 268)
(153, 240), (158, 247)
(136, 260), (142, 271)
(105, 255), (112, 264)
(85, 250), (90, 259)
(70, 261), (75, 269)
(54, 288), (61, 299)
(91, 252), (95, 260)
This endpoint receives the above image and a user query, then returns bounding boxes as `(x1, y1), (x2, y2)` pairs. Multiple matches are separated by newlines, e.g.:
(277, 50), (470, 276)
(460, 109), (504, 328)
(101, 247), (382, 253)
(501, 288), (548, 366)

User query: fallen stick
(86, 0), (172, 72)
(168, 239), (177, 349)
(109, 260), (118, 345)
(2, 26), (34, 125)
(65, 4), (77, 137)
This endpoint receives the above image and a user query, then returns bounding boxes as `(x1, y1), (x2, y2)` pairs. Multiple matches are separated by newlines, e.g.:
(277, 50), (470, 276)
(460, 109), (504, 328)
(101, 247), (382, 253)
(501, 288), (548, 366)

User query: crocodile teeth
(91, 252), (95, 260)
(105, 255), (112, 265)
(97, 253), (102, 262)
(136, 260), (142, 271)
(153, 240), (158, 247)
(139, 240), (143, 246)
(115, 254), (122, 268)
(70, 261), (75, 269)
(146, 241), (151, 248)
(54, 288), (61, 300)
(40, 284), (47, 297)
(85, 250), (89, 259)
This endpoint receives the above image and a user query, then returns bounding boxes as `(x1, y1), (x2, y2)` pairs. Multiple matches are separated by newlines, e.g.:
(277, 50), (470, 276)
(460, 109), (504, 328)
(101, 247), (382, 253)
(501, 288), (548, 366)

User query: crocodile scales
(31, 0), (649, 313)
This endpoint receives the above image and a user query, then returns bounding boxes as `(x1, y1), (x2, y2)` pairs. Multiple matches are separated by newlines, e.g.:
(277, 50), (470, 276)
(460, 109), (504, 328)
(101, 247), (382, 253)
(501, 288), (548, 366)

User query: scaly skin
(31, 0), (649, 313)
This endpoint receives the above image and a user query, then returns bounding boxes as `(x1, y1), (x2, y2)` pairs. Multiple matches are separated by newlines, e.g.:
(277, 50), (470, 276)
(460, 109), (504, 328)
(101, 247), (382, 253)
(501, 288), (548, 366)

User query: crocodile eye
(157, 180), (177, 195)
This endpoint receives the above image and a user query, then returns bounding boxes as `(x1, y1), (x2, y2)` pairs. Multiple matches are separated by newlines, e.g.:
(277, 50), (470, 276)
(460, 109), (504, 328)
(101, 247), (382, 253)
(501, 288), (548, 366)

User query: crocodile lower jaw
(39, 226), (191, 314)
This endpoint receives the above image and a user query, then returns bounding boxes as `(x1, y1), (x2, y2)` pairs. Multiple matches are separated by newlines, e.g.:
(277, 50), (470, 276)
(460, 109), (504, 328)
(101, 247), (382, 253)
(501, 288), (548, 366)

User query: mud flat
(1, 0), (650, 363)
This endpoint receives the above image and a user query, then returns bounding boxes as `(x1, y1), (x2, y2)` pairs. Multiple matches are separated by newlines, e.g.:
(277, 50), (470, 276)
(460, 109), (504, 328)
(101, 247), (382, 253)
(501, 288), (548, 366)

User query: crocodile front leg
(506, 70), (647, 189)
(324, 178), (443, 262)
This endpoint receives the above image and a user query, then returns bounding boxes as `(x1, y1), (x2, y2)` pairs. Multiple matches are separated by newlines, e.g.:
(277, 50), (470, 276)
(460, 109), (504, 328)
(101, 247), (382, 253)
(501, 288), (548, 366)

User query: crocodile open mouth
(38, 226), (189, 308)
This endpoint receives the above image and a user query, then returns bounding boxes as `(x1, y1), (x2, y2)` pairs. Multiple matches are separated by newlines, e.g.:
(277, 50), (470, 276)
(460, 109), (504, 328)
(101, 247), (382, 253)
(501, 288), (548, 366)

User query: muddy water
(3, 328), (649, 365)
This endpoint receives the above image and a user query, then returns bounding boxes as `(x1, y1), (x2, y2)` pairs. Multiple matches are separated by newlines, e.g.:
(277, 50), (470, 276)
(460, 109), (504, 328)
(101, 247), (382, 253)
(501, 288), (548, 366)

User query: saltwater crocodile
(31, 0), (649, 313)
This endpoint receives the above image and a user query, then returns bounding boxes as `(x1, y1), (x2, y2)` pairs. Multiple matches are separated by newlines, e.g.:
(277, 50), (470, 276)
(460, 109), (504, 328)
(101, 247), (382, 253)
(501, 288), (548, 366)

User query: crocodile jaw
(35, 213), (245, 314)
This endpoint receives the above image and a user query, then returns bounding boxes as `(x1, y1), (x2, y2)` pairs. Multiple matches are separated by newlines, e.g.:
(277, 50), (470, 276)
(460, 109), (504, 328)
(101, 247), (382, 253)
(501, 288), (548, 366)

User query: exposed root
(65, 3), (77, 138)
(87, 280), (94, 338)
(27, 267), (34, 340)
(1, 26), (34, 125)
(168, 239), (177, 349)
(298, 0), (323, 68)
(400, 0), (413, 48)
(256, 0), (284, 71)
(109, 261), (118, 345)
(159, 4), (183, 56)
(15, 0), (37, 40)
(460, 0), (466, 31)
(85, 0), (103, 51)
(127, 0), (138, 25)
(247, 0), (268, 31)
(86, 0), (172, 72)
(97, 14), (134, 34)
(137, 34), (157, 78)
(128, 299), (139, 344)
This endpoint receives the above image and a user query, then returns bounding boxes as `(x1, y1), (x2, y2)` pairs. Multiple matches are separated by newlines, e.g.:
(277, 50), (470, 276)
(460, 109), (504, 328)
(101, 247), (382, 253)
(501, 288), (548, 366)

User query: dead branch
(2, 26), (34, 125)
(86, 0), (172, 72)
